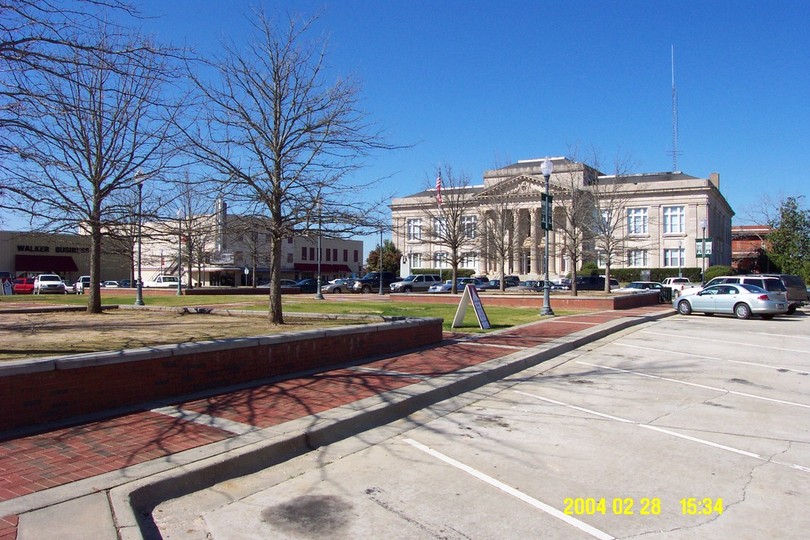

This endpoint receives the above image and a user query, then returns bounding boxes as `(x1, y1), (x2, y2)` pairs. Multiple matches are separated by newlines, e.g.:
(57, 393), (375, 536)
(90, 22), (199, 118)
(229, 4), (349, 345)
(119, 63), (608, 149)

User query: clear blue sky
(20, 1), (810, 253)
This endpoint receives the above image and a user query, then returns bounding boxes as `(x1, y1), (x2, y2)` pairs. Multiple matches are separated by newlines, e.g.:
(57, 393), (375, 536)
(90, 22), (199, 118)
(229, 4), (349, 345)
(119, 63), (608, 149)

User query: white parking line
(404, 438), (614, 540)
(513, 391), (810, 474)
(641, 330), (810, 355)
(575, 361), (810, 409)
(614, 342), (810, 375)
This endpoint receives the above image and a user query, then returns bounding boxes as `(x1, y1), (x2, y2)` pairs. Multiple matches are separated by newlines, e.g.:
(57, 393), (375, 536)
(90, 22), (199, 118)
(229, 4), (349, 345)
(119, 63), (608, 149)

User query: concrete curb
(106, 309), (674, 539)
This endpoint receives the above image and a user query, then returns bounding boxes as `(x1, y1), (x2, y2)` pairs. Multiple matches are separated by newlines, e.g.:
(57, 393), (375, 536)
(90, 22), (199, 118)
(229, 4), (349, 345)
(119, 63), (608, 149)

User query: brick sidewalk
(0, 307), (669, 538)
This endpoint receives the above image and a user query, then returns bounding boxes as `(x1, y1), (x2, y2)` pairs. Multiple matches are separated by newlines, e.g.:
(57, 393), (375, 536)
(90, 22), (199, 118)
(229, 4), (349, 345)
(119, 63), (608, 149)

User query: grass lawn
(0, 293), (564, 332)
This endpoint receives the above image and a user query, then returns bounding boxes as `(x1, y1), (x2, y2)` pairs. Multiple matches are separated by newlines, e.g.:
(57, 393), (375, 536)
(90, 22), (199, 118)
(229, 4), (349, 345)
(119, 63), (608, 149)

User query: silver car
(673, 283), (787, 320)
(320, 278), (353, 294)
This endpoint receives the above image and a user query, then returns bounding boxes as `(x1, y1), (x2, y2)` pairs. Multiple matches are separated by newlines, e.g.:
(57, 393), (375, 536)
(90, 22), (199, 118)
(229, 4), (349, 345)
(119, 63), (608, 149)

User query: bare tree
(420, 166), (479, 294)
(0, 1), (137, 157)
(480, 200), (514, 291)
(182, 12), (392, 323)
(552, 157), (597, 296)
(587, 152), (638, 291)
(176, 177), (218, 289)
(0, 25), (185, 312)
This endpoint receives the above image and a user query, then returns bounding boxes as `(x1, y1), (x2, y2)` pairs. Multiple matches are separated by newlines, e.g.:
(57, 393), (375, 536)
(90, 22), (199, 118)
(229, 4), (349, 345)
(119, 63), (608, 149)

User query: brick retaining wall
(0, 318), (442, 435)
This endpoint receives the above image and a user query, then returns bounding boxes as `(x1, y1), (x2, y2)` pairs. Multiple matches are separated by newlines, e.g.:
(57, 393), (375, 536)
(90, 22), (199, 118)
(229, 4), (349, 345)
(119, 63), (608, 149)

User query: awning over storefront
(293, 263), (353, 273)
(15, 255), (79, 273)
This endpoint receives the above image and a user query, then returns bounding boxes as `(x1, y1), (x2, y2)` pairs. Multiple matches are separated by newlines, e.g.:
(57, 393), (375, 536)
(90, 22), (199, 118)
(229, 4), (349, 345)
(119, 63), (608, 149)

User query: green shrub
(704, 265), (733, 281)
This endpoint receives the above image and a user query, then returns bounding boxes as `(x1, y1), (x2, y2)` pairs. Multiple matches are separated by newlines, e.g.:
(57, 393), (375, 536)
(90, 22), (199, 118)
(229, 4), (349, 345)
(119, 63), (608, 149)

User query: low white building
(140, 200), (364, 287)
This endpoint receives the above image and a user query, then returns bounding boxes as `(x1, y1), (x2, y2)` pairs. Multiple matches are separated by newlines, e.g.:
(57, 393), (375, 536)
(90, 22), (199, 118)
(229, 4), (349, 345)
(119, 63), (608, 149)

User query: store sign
(16, 244), (89, 254)
(541, 193), (554, 231)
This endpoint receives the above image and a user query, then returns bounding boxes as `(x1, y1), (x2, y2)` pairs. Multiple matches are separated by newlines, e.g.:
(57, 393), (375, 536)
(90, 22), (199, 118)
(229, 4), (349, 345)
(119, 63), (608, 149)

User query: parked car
(33, 274), (66, 294)
(102, 280), (120, 288)
(550, 278), (572, 291)
(75, 275), (91, 294)
(427, 277), (482, 293)
(280, 279), (298, 287)
(574, 275), (620, 291)
(351, 272), (399, 294)
(692, 275), (787, 301)
(674, 283), (788, 320)
(12, 277), (35, 294)
(294, 278), (320, 293)
(763, 274), (808, 314)
(321, 278), (353, 294)
(478, 276), (520, 291)
(613, 281), (664, 293)
(428, 280), (453, 293)
(389, 274), (441, 293)
(507, 280), (546, 292)
(143, 275), (180, 288)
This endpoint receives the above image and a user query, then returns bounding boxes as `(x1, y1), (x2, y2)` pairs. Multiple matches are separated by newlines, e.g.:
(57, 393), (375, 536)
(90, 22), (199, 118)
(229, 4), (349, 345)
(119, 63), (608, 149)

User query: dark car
(574, 275), (620, 291)
(351, 272), (399, 294)
(507, 280), (546, 292)
(294, 278), (320, 293)
(763, 274), (808, 314)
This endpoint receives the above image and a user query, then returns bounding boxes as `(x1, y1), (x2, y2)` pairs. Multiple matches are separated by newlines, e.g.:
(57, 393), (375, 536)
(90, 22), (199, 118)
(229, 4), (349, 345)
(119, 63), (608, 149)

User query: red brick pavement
(0, 307), (670, 537)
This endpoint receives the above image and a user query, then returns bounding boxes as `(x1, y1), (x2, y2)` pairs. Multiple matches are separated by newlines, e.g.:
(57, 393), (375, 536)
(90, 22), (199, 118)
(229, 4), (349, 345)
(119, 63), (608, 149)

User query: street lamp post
(176, 210), (183, 297)
(314, 199), (324, 300)
(700, 218), (707, 284)
(540, 158), (554, 316)
(378, 228), (384, 296)
(134, 174), (145, 306)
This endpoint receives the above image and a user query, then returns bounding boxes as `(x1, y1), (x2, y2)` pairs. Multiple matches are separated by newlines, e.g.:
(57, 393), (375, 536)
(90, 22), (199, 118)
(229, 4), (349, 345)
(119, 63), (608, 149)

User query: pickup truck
(143, 275), (180, 288)
(661, 277), (695, 296)
(351, 272), (399, 294)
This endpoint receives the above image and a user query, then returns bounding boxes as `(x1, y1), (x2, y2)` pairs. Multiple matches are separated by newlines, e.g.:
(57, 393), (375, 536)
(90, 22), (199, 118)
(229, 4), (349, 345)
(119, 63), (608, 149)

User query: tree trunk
(268, 234), (284, 324)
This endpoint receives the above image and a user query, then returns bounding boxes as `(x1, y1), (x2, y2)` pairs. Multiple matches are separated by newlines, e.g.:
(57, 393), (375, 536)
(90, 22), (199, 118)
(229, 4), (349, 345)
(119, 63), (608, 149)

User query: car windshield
(40, 275), (61, 282)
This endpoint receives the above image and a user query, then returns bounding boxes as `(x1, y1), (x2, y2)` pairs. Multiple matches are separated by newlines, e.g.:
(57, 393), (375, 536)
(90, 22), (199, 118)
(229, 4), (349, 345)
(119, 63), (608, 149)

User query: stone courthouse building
(390, 157), (734, 280)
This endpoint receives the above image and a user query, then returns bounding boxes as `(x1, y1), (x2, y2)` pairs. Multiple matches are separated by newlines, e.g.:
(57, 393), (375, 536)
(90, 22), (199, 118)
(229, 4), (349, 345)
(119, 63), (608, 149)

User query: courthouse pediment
(477, 175), (547, 200)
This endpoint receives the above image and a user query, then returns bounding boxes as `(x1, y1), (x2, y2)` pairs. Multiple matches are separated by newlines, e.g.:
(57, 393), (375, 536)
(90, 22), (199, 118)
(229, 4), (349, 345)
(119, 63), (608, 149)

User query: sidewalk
(0, 306), (672, 539)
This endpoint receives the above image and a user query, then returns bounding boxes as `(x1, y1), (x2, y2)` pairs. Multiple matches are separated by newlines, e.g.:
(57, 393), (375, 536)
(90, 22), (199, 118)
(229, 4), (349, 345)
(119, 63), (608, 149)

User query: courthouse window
(627, 208), (648, 235)
(663, 247), (685, 267)
(663, 206), (685, 234)
(406, 219), (422, 240)
(462, 215), (477, 239)
(628, 250), (648, 267)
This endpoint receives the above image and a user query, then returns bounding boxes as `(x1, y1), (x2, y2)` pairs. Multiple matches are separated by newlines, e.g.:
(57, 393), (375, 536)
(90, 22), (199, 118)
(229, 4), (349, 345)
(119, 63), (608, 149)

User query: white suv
(33, 274), (66, 294)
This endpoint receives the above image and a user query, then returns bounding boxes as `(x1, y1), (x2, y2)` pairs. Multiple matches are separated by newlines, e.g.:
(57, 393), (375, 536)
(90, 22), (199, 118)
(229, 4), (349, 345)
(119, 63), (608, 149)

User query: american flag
(435, 173), (442, 205)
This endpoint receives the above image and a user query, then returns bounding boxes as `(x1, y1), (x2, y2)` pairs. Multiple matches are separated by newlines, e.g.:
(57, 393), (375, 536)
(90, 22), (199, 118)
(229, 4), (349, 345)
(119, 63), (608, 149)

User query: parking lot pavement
(155, 311), (810, 539)
(0, 306), (671, 539)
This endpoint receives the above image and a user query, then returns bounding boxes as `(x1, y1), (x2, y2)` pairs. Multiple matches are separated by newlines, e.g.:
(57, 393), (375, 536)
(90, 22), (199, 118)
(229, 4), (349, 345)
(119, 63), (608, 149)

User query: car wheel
(332, 288), (341, 294)
(734, 303), (752, 320)
(404, 286), (412, 293)
(362, 285), (371, 294)
(760, 314), (775, 320)
(677, 300), (692, 315)
(786, 305), (796, 314)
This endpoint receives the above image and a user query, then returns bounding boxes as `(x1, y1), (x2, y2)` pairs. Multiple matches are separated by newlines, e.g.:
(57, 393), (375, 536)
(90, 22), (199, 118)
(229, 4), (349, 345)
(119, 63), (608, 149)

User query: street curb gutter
(110, 309), (674, 540)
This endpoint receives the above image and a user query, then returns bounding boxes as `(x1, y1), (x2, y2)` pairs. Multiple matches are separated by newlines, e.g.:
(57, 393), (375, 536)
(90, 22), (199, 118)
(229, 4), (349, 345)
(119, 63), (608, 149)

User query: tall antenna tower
(668, 45), (682, 171)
